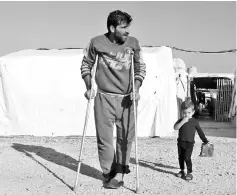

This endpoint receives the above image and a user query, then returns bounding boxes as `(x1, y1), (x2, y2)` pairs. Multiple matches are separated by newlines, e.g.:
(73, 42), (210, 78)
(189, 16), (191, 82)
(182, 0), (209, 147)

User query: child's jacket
(175, 117), (208, 144)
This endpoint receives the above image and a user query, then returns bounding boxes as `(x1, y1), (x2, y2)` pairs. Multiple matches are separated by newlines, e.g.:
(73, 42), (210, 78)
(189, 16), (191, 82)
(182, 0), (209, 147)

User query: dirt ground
(0, 121), (236, 195)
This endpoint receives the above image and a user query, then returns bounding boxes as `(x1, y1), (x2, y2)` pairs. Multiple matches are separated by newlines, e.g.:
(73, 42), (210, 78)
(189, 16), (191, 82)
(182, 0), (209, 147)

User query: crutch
(131, 52), (140, 194)
(73, 55), (98, 193)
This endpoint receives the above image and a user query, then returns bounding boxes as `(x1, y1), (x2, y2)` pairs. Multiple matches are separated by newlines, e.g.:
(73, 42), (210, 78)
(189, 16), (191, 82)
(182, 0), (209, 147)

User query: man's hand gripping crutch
(73, 55), (98, 193)
(130, 51), (140, 194)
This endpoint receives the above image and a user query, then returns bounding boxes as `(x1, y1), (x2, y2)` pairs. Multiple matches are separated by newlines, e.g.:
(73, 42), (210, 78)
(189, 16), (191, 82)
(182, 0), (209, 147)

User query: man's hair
(107, 10), (133, 32)
(181, 98), (195, 111)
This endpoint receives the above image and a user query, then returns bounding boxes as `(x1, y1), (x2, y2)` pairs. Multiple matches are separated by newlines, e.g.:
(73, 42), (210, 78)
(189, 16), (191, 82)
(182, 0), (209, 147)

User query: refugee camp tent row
(188, 72), (234, 122)
(0, 46), (178, 137)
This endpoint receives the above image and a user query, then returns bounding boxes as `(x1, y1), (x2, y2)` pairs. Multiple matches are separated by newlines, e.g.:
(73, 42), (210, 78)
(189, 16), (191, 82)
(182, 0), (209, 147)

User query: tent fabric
(0, 47), (178, 137)
(193, 73), (234, 79)
(173, 58), (188, 119)
(228, 70), (236, 119)
(174, 58), (188, 101)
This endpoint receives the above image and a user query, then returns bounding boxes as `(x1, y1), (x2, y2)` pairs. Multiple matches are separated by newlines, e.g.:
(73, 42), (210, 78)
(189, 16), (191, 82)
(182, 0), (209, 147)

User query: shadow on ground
(130, 158), (179, 176)
(11, 143), (103, 190)
(199, 121), (236, 138)
(203, 128), (236, 138)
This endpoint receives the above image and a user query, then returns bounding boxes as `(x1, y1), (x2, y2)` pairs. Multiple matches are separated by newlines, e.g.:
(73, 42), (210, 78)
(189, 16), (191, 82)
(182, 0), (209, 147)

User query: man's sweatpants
(94, 92), (135, 175)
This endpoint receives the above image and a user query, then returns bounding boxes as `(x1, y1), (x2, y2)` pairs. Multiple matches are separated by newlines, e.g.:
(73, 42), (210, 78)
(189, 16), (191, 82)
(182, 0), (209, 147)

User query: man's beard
(114, 32), (127, 44)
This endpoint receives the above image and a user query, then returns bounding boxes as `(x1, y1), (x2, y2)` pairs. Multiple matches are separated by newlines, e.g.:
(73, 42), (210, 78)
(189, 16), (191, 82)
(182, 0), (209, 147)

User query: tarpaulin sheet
(0, 47), (178, 137)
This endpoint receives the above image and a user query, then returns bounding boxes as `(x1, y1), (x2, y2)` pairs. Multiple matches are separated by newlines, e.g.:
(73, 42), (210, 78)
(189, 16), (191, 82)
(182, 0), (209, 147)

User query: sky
(0, 1), (236, 73)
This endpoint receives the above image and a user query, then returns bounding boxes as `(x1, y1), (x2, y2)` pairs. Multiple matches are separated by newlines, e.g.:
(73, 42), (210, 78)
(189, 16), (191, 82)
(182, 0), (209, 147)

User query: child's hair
(181, 98), (195, 111)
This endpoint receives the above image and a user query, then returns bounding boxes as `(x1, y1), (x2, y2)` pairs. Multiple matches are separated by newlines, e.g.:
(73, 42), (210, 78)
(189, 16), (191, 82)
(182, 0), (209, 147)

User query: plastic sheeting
(229, 70), (236, 119)
(0, 47), (178, 137)
(173, 58), (188, 119)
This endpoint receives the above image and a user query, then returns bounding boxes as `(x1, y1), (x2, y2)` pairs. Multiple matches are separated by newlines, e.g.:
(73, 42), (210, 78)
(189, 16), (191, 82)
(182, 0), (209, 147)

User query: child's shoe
(185, 172), (193, 180)
(176, 170), (185, 178)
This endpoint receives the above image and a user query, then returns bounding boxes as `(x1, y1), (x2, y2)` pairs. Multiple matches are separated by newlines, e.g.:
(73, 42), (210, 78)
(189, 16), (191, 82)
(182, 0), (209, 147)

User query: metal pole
(74, 55), (98, 193)
(131, 52), (140, 194)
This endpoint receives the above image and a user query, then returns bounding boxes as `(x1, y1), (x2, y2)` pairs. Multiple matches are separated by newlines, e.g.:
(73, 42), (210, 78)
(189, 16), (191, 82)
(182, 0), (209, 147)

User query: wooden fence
(215, 78), (233, 122)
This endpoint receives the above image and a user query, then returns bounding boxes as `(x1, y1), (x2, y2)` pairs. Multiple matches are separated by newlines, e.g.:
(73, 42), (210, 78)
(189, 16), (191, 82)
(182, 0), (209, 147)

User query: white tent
(173, 58), (188, 101)
(228, 70), (236, 127)
(0, 47), (178, 137)
(173, 58), (188, 118)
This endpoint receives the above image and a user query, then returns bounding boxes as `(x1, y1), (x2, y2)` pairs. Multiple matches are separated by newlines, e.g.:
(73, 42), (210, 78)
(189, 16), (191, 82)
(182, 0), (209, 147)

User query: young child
(174, 98), (209, 180)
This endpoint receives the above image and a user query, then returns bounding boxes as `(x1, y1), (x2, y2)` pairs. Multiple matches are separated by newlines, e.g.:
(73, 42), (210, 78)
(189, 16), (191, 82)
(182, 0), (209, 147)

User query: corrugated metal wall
(215, 78), (233, 122)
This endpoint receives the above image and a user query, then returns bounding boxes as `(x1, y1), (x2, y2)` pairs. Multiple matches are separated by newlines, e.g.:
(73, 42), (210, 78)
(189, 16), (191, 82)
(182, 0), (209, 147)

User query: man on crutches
(80, 10), (146, 190)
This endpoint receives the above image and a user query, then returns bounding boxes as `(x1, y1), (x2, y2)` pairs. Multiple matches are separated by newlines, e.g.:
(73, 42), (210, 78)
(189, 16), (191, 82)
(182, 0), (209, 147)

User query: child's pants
(177, 141), (194, 173)
(94, 92), (135, 175)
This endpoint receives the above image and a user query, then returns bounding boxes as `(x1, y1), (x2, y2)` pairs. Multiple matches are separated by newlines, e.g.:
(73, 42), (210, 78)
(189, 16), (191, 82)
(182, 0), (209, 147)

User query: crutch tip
(136, 188), (141, 194)
(73, 187), (78, 194)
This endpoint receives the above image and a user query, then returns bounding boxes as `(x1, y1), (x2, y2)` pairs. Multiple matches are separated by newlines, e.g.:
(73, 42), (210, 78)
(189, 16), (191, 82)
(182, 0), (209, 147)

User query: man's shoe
(103, 175), (111, 184)
(103, 173), (124, 189)
(103, 178), (124, 189)
(102, 170), (117, 184)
